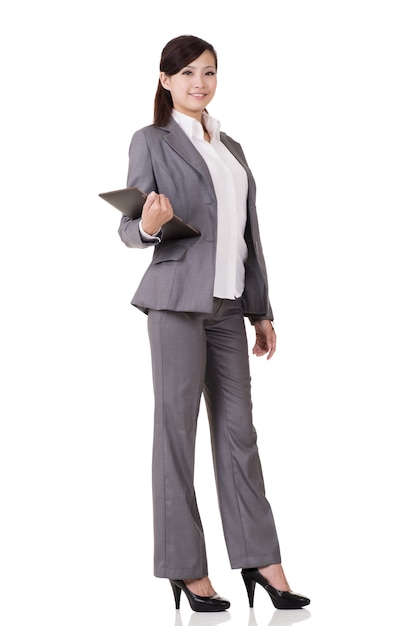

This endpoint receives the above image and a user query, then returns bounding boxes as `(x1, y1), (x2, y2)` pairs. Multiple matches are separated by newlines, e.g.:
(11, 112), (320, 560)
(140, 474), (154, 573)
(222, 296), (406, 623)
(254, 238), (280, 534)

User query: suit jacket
(118, 118), (273, 322)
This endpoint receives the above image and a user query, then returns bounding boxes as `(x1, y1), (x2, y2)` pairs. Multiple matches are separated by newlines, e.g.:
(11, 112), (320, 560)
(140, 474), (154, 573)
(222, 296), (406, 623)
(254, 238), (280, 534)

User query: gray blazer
(118, 118), (273, 322)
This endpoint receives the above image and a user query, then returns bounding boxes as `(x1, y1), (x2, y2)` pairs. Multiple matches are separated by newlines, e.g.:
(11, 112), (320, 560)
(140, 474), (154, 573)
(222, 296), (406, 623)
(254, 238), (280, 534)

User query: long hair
(153, 35), (217, 127)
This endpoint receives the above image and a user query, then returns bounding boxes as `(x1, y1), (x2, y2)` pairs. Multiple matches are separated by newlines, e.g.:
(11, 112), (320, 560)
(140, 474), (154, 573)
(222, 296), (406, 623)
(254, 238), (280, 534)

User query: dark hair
(153, 35), (217, 127)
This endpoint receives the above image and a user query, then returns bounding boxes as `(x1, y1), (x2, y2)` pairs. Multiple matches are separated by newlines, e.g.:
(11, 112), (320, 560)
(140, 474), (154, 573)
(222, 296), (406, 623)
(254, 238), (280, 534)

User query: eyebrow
(184, 64), (216, 70)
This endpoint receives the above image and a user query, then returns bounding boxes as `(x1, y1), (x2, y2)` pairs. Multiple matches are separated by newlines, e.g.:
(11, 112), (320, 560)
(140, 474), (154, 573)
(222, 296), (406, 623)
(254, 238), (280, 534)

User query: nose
(194, 73), (205, 87)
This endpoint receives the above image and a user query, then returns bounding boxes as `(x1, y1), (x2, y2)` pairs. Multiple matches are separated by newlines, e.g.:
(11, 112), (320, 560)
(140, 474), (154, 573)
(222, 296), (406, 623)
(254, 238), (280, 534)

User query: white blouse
(171, 109), (248, 299)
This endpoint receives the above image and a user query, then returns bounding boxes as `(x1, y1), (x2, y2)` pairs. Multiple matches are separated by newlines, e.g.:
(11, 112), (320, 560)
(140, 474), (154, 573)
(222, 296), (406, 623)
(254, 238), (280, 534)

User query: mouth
(189, 93), (207, 99)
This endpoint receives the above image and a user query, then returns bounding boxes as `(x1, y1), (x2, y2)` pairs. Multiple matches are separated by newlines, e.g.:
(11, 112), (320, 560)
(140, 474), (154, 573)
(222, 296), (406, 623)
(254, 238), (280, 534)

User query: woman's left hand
(252, 320), (276, 360)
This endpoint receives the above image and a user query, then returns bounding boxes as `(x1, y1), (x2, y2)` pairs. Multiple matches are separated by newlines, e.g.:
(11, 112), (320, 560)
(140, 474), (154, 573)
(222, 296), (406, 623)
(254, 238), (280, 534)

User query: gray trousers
(147, 298), (281, 579)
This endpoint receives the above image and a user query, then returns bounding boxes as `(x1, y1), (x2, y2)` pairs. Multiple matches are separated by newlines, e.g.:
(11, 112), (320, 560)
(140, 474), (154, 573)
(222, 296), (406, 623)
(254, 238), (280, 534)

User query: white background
(1, 1), (417, 625)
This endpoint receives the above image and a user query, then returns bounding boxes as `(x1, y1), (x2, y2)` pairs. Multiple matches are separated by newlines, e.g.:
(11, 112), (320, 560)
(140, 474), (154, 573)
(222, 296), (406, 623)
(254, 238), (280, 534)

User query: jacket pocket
(151, 242), (188, 264)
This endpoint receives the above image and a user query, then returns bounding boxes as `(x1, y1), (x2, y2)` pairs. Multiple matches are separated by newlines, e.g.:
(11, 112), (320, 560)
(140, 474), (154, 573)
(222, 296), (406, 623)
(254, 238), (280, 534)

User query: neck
(202, 121), (210, 143)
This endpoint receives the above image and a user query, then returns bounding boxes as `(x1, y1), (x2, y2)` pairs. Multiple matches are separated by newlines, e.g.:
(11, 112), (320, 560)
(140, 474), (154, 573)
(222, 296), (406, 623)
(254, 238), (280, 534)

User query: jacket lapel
(161, 120), (215, 190)
(160, 119), (254, 200)
(220, 133), (256, 204)
(220, 133), (246, 169)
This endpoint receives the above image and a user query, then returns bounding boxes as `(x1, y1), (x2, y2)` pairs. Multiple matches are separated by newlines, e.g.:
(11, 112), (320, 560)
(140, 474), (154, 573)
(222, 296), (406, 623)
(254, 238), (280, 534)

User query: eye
(205, 71), (216, 76)
(182, 70), (192, 75)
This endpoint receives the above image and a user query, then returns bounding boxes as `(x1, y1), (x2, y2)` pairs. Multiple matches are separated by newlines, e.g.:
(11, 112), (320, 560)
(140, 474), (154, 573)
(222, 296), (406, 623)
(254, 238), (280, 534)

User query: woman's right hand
(141, 191), (174, 236)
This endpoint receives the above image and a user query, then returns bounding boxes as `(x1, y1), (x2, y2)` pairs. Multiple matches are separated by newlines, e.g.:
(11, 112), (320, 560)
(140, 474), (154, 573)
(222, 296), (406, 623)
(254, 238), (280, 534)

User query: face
(160, 50), (217, 121)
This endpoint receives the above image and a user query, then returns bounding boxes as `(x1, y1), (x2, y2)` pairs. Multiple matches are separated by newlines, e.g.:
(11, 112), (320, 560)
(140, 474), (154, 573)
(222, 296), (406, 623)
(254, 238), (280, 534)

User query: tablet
(98, 187), (200, 240)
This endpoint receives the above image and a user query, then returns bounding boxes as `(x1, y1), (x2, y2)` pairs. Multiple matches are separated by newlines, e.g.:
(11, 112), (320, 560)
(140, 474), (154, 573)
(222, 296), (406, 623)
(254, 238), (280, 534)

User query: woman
(118, 34), (310, 613)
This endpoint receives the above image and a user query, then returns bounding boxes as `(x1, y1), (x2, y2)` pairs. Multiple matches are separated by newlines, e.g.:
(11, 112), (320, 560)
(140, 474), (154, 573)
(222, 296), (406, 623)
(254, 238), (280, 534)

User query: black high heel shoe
(241, 568), (310, 610)
(169, 579), (231, 612)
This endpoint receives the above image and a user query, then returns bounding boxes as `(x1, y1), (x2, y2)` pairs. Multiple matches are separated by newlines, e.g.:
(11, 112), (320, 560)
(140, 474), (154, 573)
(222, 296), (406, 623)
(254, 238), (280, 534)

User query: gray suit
(118, 119), (272, 321)
(119, 119), (281, 579)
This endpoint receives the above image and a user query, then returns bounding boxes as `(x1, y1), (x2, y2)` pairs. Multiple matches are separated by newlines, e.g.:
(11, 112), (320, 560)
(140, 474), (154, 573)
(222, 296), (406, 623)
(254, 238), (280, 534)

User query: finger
(267, 334), (277, 359)
(266, 344), (276, 360)
(252, 339), (267, 356)
(143, 190), (157, 211)
(157, 195), (174, 219)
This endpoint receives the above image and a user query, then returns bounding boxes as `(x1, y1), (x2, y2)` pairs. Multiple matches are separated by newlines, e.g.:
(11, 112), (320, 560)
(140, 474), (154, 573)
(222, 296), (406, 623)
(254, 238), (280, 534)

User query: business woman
(118, 34), (310, 613)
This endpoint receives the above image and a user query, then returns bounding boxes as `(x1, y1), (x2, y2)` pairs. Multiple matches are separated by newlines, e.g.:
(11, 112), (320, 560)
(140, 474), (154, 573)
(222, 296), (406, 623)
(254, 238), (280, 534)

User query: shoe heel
(241, 571), (256, 607)
(170, 580), (182, 609)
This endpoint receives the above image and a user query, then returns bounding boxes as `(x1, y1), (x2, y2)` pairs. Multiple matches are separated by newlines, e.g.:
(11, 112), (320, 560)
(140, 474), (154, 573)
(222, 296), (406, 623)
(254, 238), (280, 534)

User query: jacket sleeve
(118, 129), (158, 249)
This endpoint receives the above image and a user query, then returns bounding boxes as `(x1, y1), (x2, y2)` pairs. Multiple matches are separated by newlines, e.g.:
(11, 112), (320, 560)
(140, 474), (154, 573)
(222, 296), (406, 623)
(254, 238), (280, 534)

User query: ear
(160, 72), (171, 90)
